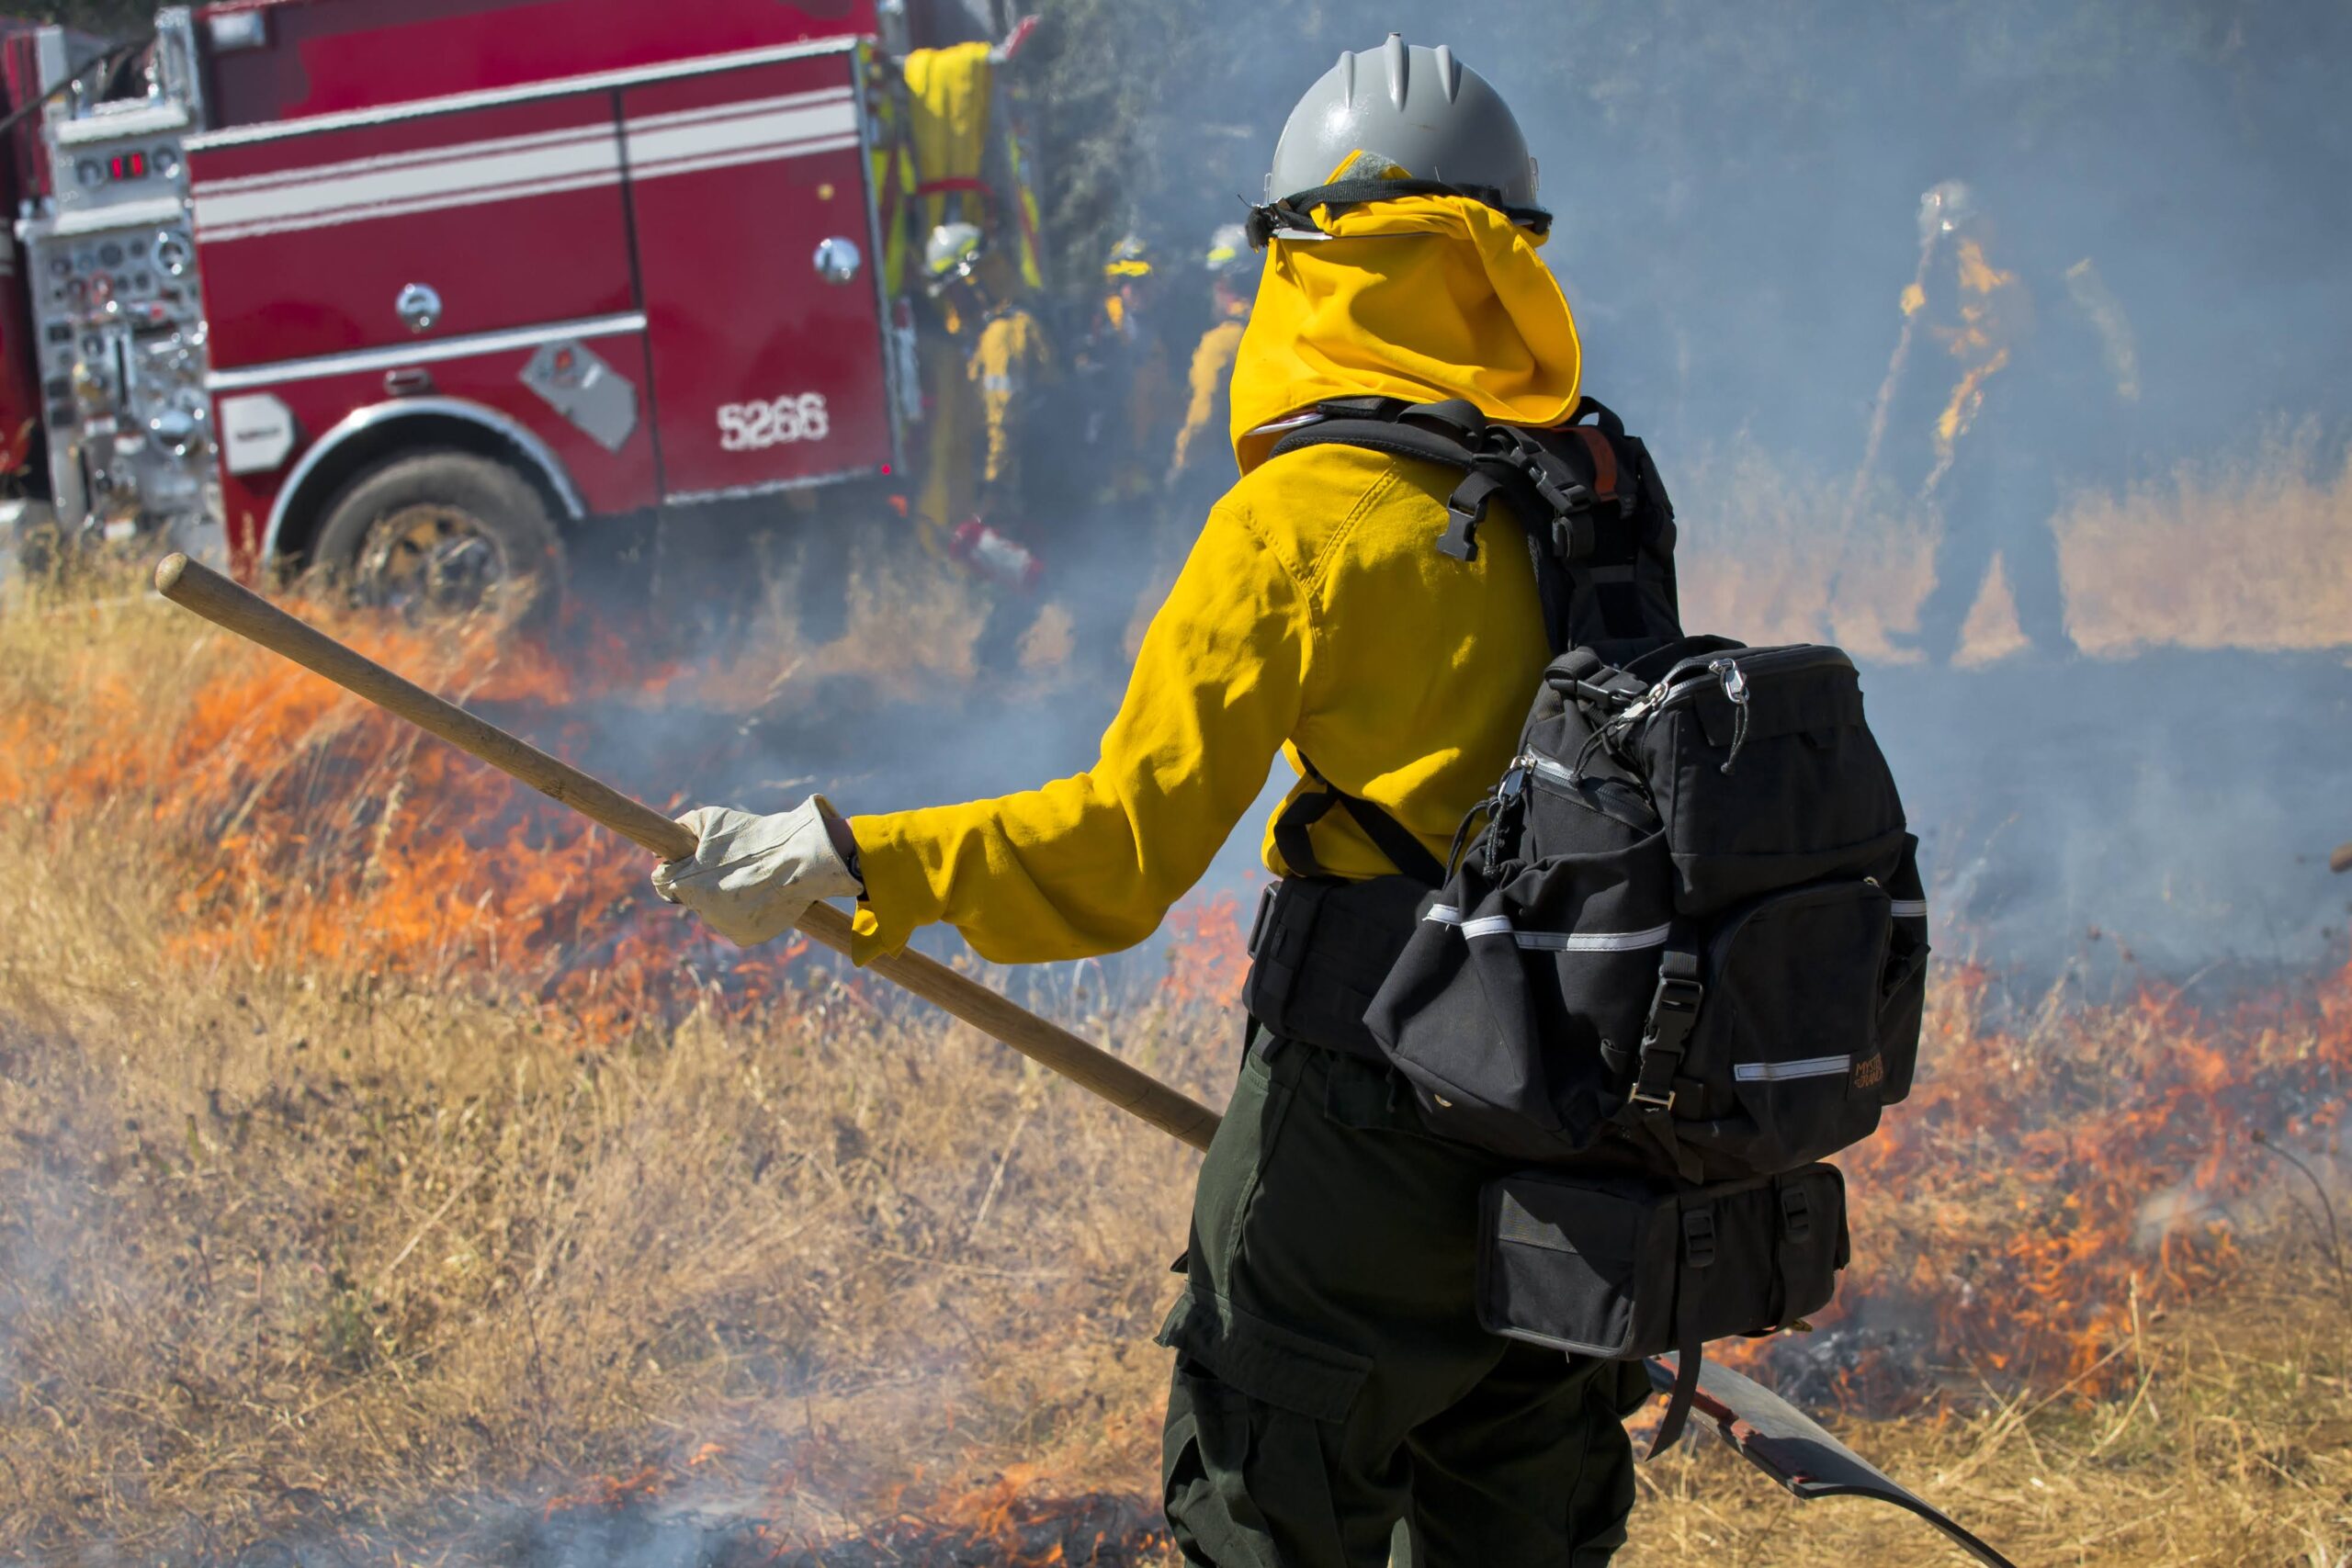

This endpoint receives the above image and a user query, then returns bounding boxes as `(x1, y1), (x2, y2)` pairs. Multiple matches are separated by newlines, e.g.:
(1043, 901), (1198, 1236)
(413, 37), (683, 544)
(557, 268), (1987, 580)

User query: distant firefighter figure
(919, 221), (1063, 673)
(1088, 232), (1181, 504)
(1170, 222), (1260, 486)
(1885, 180), (2137, 663)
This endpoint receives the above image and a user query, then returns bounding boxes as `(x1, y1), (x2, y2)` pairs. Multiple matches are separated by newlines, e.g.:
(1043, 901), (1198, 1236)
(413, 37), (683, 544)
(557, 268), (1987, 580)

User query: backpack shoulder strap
(1272, 752), (1448, 887)
(1266, 398), (1668, 660)
(1269, 400), (1584, 637)
(1270, 401), (1476, 467)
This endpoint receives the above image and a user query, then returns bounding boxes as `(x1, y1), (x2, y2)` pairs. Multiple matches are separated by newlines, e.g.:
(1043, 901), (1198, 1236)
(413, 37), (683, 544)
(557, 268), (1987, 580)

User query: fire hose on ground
(151, 553), (2019, 1568)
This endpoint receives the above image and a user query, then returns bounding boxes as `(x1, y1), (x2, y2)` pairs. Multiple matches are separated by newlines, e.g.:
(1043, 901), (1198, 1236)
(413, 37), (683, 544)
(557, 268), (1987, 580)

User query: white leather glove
(651, 798), (861, 948)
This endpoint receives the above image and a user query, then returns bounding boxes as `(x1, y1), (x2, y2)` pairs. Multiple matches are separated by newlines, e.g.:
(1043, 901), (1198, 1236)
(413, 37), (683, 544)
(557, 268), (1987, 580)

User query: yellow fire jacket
(1170, 311), (1248, 478)
(1088, 292), (1178, 500)
(970, 301), (1050, 493)
(911, 323), (976, 549)
(1904, 236), (2035, 468)
(850, 188), (1581, 965)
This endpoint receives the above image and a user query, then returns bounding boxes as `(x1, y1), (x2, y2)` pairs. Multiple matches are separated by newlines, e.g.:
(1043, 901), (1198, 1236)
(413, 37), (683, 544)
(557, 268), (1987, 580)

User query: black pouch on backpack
(1365, 639), (1928, 1179)
(1476, 1163), (1849, 1358)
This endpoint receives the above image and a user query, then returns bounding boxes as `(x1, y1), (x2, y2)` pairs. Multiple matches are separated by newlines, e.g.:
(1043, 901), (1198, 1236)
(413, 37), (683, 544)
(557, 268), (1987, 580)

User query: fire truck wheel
(311, 450), (563, 625)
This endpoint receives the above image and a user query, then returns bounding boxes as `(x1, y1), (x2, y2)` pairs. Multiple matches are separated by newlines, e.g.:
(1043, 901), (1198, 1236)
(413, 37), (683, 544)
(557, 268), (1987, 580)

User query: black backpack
(1251, 397), (1929, 1449)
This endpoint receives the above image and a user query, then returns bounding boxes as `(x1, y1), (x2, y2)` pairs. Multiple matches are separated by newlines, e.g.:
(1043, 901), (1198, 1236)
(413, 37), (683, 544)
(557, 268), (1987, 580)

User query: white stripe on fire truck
(186, 38), (857, 152)
(193, 121), (616, 197)
(195, 131), (625, 243)
(205, 311), (649, 393)
(194, 88), (852, 199)
(191, 89), (860, 243)
(624, 92), (858, 183)
(621, 85), (854, 138)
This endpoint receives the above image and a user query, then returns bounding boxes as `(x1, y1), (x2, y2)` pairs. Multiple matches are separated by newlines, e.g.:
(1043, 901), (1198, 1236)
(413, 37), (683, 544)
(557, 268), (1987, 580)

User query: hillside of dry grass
(1668, 423), (2352, 663)
(3, 475), (2350, 1564)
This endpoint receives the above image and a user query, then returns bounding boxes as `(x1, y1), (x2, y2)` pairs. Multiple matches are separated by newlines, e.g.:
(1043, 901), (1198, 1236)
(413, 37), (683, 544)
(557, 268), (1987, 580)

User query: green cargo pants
(1158, 1030), (1649, 1566)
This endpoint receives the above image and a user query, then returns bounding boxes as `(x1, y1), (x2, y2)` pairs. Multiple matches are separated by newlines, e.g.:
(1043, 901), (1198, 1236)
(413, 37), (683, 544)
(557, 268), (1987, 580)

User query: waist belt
(1242, 874), (1430, 1059)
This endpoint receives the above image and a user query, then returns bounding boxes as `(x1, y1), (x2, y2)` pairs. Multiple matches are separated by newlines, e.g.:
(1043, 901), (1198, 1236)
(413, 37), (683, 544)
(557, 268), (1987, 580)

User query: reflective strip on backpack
(1514, 923), (1676, 952)
(1889, 898), (1928, 919)
(1425, 907), (1674, 953)
(1733, 1055), (1852, 1083)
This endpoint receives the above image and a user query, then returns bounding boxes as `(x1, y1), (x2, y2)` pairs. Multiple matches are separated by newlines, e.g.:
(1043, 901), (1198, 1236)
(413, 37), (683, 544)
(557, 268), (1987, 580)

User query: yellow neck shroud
(1228, 194), (1583, 473)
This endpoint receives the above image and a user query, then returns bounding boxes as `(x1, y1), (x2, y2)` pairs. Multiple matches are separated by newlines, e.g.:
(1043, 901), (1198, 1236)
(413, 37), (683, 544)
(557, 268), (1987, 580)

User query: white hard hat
(923, 221), (986, 290)
(1264, 36), (1544, 227)
(1918, 181), (1979, 243)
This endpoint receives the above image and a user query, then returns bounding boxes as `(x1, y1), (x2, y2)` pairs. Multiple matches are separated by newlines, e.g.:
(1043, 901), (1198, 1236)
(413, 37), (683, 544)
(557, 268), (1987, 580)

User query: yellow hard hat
(1105, 232), (1154, 279)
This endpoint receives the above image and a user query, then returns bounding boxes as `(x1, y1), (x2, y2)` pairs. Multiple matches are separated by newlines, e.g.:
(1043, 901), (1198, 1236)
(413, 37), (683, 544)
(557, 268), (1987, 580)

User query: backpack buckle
(1439, 492), (1483, 561)
(1630, 953), (1703, 1110)
(1516, 445), (1598, 559)
(1780, 1183), (1814, 1243)
(1247, 881), (1283, 960)
(1440, 468), (1513, 563)
(1681, 1206), (1717, 1269)
(1550, 511), (1597, 561)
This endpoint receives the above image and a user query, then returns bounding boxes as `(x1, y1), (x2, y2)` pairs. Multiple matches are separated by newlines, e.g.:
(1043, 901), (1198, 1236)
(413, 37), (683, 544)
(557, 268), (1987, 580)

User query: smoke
(1055, 0), (2352, 462)
(11, 12), (2352, 1562)
(777, 0), (2352, 981)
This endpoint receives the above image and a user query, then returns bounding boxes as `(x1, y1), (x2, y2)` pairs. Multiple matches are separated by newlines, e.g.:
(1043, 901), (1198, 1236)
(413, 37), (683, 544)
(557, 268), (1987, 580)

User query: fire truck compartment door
(622, 51), (891, 500)
(190, 95), (636, 370)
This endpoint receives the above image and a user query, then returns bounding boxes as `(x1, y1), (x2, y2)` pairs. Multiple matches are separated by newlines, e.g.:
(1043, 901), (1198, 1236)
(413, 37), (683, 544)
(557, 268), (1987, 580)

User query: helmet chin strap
(1244, 175), (1554, 250)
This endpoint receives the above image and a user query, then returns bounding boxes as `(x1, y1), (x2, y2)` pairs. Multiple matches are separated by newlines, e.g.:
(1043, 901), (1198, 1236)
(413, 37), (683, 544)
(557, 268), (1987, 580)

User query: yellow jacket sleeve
(849, 502), (1306, 964)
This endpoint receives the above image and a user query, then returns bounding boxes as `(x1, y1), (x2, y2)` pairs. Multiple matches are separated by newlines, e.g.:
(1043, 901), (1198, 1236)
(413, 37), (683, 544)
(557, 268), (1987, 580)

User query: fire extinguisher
(949, 517), (1043, 591)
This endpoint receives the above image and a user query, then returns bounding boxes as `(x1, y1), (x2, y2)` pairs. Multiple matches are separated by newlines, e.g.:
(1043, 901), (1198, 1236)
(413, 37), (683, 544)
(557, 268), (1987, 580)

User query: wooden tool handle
(153, 555), (1222, 1151)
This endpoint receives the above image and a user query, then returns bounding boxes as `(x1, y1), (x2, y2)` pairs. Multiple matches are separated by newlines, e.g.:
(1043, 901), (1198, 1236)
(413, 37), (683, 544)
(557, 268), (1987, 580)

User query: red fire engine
(3, 0), (1036, 615)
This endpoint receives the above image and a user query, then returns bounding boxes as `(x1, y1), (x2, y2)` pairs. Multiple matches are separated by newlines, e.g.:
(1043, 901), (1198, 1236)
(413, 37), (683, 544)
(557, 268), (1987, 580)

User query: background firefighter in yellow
(1083, 233), (1181, 503)
(939, 224), (1062, 674)
(1889, 180), (2138, 663)
(655, 38), (1649, 1562)
(909, 222), (986, 559)
(1169, 222), (1259, 484)
(895, 37), (1046, 558)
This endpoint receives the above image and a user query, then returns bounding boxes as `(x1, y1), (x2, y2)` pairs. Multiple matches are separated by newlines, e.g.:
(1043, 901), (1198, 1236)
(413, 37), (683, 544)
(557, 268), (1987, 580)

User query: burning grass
(1, 539), (2349, 1564)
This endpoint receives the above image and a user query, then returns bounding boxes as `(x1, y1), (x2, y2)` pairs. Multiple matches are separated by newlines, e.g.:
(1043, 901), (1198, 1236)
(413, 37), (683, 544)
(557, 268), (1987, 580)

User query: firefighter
(971, 231), (1182, 682)
(1168, 222), (1259, 485)
(910, 224), (986, 560)
(1888, 181), (2133, 664)
(654, 36), (1648, 1564)
(929, 221), (1064, 674)
(1087, 232), (1181, 502)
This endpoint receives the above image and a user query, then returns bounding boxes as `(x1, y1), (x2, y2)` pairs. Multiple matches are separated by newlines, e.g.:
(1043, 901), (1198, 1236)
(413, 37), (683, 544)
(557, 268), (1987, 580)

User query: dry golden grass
(1671, 441), (1938, 659)
(1671, 427), (2352, 662)
(2058, 422), (2352, 656)
(2, 479), (2348, 1564)
(1631, 1250), (2352, 1567)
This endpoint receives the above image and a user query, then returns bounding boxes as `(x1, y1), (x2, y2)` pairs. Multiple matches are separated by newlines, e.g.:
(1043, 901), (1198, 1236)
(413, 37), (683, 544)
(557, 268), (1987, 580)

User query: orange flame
(1159, 889), (1251, 1009)
(17, 598), (2348, 1424)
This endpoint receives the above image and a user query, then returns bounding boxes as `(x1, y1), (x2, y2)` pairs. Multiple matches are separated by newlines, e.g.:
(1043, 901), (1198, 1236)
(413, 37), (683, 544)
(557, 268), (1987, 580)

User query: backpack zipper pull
(1710, 658), (1751, 774)
(1487, 761), (1531, 876)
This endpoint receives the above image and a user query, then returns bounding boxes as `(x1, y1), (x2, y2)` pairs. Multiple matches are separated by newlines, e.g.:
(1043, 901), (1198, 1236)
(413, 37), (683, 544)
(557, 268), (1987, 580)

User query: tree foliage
(12, 0), (158, 39)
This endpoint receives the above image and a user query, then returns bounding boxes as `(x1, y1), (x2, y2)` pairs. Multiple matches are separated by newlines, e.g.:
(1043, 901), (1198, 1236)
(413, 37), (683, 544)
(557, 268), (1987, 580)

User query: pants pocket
(1159, 1290), (1376, 1568)
(1157, 1289), (1372, 1424)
